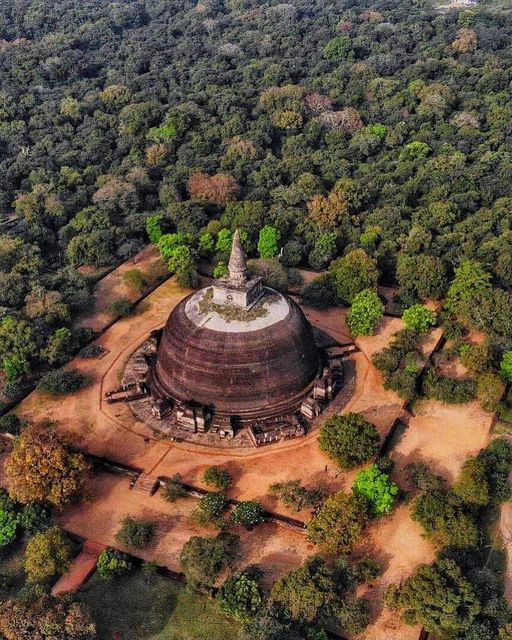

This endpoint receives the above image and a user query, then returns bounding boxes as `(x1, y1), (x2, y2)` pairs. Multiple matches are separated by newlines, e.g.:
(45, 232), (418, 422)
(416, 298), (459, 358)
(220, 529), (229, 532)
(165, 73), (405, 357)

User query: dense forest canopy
(0, 0), (511, 385)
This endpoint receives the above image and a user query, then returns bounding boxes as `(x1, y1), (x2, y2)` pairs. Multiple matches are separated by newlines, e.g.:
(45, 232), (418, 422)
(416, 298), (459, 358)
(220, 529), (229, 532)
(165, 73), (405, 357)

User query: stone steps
(132, 473), (160, 496)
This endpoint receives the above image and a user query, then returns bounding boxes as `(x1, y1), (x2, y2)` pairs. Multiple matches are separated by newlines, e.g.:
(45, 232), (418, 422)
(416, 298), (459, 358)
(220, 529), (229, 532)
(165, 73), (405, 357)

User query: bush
(405, 462), (444, 493)
(422, 369), (476, 404)
(281, 240), (304, 267)
(299, 274), (337, 310)
(0, 414), (21, 435)
(21, 503), (52, 535)
(192, 492), (229, 527)
(355, 556), (381, 584)
(97, 547), (133, 580)
(402, 304), (437, 334)
(453, 457), (490, 506)
(459, 342), (492, 374)
(203, 466), (232, 491)
(231, 501), (267, 529)
(352, 465), (398, 517)
(479, 438), (512, 504)
(257, 226), (280, 258)
(268, 480), (324, 512)
(476, 372), (504, 412)
(24, 526), (73, 583)
(107, 297), (132, 318)
(115, 515), (156, 549)
(347, 289), (384, 336)
(218, 565), (263, 622)
(307, 492), (369, 554)
(78, 343), (104, 359)
(124, 269), (146, 294)
(318, 413), (380, 470)
(162, 474), (188, 502)
(37, 369), (88, 395)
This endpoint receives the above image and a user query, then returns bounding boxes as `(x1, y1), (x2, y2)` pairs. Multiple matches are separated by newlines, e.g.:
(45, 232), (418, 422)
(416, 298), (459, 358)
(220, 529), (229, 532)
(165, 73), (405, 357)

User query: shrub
(405, 462), (444, 493)
(422, 369), (477, 404)
(218, 565), (263, 622)
(124, 269), (146, 294)
(402, 304), (437, 334)
(281, 240), (304, 267)
(347, 289), (384, 336)
(307, 492), (369, 554)
(355, 556), (381, 584)
(24, 526), (73, 583)
(459, 342), (492, 374)
(20, 503), (52, 535)
(213, 262), (228, 279)
(231, 501), (267, 529)
(453, 457), (490, 506)
(192, 492), (229, 527)
(479, 438), (512, 504)
(299, 274), (337, 310)
(330, 250), (379, 305)
(268, 480), (324, 512)
(37, 369), (88, 395)
(0, 509), (20, 547)
(203, 466), (232, 491)
(352, 465), (398, 517)
(115, 515), (156, 549)
(97, 547), (133, 580)
(107, 297), (132, 318)
(162, 474), (188, 502)
(0, 414), (21, 435)
(476, 372), (504, 412)
(318, 413), (380, 470)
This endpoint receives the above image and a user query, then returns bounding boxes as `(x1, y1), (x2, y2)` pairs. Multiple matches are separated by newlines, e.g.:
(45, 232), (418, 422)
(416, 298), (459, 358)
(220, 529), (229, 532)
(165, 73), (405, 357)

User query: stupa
(118, 231), (344, 446)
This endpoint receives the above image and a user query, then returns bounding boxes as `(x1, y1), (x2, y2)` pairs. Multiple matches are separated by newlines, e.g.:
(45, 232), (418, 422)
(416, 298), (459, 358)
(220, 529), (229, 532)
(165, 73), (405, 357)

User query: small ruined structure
(119, 231), (344, 447)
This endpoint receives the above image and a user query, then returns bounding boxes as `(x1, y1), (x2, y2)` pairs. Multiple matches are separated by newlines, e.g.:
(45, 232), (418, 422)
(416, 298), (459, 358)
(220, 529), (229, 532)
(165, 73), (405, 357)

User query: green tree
(352, 465), (398, 517)
(347, 289), (384, 336)
(270, 556), (369, 634)
(218, 565), (263, 622)
(2, 355), (29, 382)
(402, 305), (437, 334)
(231, 501), (267, 529)
(115, 516), (156, 549)
(324, 35), (353, 62)
(330, 250), (379, 305)
(37, 369), (88, 395)
(318, 413), (380, 470)
(385, 559), (481, 636)
(180, 532), (239, 590)
(97, 547), (132, 580)
(145, 214), (163, 244)
(21, 503), (52, 535)
(0, 508), (20, 547)
(192, 492), (229, 527)
(307, 492), (369, 554)
(411, 491), (478, 548)
(43, 327), (74, 365)
(203, 466), (232, 491)
(24, 526), (73, 583)
(445, 261), (493, 329)
(500, 351), (512, 382)
(0, 316), (37, 364)
(257, 226), (280, 258)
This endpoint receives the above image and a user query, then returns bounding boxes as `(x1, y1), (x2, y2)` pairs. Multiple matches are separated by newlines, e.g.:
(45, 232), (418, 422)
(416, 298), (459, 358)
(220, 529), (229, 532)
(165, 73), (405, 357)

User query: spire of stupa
(228, 230), (249, 284)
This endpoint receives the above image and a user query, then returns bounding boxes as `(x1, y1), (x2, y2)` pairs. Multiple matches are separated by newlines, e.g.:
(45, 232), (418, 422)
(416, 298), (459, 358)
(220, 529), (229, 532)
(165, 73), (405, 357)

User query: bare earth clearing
(3, 259), (501, 639)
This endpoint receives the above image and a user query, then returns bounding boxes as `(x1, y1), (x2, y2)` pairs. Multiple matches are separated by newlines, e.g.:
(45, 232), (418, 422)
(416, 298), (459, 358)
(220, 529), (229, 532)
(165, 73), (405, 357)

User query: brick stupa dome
(148, 232), (320, 422)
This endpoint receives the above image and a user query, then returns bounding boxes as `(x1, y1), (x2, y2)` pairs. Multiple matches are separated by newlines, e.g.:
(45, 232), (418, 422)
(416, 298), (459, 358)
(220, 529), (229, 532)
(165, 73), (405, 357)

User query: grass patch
(78, 569), (243, 640)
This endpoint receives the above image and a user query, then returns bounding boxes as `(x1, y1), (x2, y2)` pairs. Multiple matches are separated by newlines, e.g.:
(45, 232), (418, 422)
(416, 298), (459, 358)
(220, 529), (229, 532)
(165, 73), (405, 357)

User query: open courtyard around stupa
(2, 242), (503, 640)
